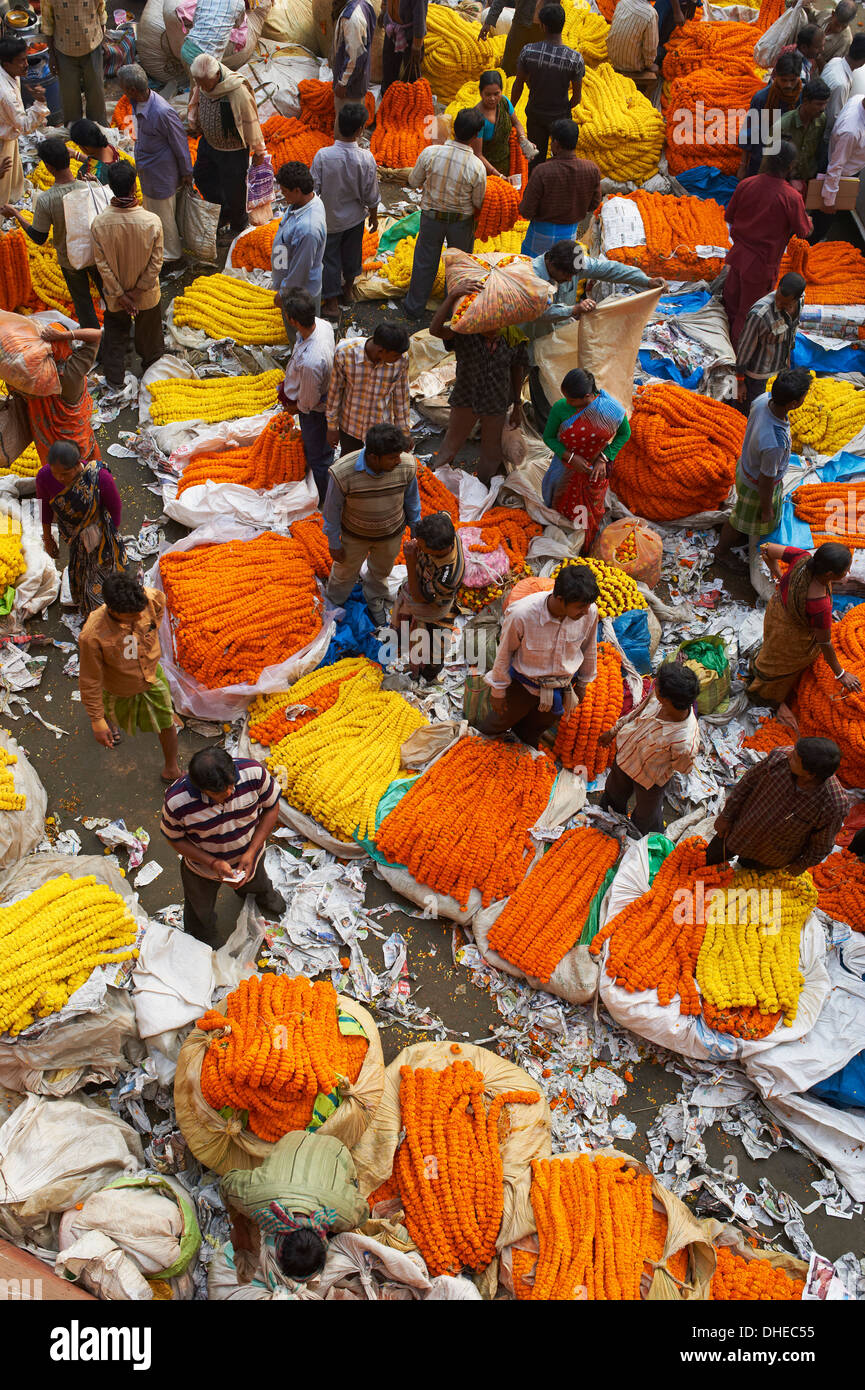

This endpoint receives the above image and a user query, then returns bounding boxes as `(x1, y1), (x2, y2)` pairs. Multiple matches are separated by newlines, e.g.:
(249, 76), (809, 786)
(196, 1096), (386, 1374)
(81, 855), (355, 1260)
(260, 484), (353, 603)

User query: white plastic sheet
(163, 474), (317, 529)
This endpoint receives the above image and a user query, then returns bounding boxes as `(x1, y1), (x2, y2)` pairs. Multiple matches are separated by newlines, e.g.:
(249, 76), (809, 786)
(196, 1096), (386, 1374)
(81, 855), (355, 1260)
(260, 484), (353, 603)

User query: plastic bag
(0, 731), (46, 869)
(63, 181), (111, 270)
(0, 311), (60, 397)
(163, 474), (318, 530)
(247, 156), (274, 226)
(176, 185), (221, 266)
(459, 524), (511, 587)
(444, 249), (553, 334)
(754, 0), (806, 67)
(592, 518), (663, 588)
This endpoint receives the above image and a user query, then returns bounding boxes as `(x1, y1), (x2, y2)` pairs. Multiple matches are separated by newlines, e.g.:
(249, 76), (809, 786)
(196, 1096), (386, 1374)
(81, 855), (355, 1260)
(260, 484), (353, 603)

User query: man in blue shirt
(117, 65), (193, 266)
(271, 161), (327, 343)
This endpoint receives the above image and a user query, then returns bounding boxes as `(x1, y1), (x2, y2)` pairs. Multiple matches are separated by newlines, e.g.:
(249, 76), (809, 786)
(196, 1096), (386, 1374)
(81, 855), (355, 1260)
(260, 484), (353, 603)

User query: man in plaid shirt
(325, 323), (410, 455)
(735, 273), (805, 413)
(511, 3), (584, 166)
(41, 0), (107, 126)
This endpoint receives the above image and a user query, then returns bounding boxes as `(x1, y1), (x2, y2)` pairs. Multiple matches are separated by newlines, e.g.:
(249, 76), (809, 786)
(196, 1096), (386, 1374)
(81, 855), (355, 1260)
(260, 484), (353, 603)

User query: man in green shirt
(770, 77), (830, 188)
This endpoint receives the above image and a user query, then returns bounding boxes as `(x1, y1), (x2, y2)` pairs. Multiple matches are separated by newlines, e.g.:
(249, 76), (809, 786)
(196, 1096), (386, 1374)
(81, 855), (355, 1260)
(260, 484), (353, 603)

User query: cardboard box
(805, 176), (860, 212)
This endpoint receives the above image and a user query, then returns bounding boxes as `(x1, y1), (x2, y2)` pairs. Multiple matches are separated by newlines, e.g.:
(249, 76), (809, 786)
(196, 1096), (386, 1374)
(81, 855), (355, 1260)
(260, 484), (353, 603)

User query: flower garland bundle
(0, 874), (138, 1036)
(562, 5), (609, 65)
(393, 1061), (538, 1275)
(0, 227), (34, 312)
(248, 656), (371, 747)
(793, 479), (865, 548)
(19, 216), (101, 319)
(290, 513), (332, 579)
(779, 237), (865, 306)
(231, 218), (279, 271)
(0, 515), (25, 591)
(370, 80), (435, 168)
(384, 233), (446, 298)
(175, 415), (307, 496)
(701, 1000), (782, 1039)
(611, 382), (746, 520)
(297, 79), (373, 132)
(522, 1155), (654, 1300)
(0, 745), (24, 810)
(1, 441), (40, 479)
(665, 67), (763, 174)
(457, 561), (532, 612)
(590, 838), (735, 1015)
(604, 191), (730, 280)
(553, 642), (624, 776)
(197, 974), (368, 1142)
(553, 555), (647, 618)
(794, 604), (865, 786)
(488, 826), (620, 980)
(662, 24), (763, 80)
(573, 65), (665, 184)
(421, 8), (506, 102)
(711, 1247), (804, 1300)
(110, 92), (135, 138)
(376, 736), (556, 908)
(264, 670), (426, 840)
(475, 177), (522, 242)
(173, 272), (287, 345)
(645, 1207), (690, 1284)
(148, 369), (283, 425)
(774, 372), (865, 455)
(695, 868), (817, 1026)
(476, 219), (531, 256)
(362, 226), (380, 268)
(743, 716), (796, 752)
(262, 113), (332, 169)
(810, 848), (865, 933)
(160, 531), (321, 688)
(461, 506), (542, 569)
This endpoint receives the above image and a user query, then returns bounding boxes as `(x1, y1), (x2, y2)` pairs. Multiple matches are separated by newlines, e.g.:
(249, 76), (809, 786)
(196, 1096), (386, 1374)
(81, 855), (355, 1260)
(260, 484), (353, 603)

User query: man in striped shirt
(512, 4), (584, 166)
(734, 273), (805, 412)
(161, 748), (285, 942)
(606, 0), (659, 83)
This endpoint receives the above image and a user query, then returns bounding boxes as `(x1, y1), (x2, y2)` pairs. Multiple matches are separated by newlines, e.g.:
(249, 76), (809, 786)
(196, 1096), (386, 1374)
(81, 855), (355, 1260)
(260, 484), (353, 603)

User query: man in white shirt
(607, 0), (659, 82)
(278, 288), (336, 503)
(821, 33), (865, 134)
(822, 93), (865, 208)
(0, 37), (48, 204)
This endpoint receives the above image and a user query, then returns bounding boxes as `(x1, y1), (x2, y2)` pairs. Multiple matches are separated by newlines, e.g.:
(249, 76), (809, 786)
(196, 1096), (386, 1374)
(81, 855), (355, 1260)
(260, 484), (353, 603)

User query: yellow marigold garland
(0, 745), (24, 810)
(573, 65), (664, 184)
(148, 370), (283, 425)
(173, 273), (287, 345)
(384, 233), (446, 298)
(553, 555), (647, 618)
(0, 515), (25, 591)
(771, 372), (865, 455)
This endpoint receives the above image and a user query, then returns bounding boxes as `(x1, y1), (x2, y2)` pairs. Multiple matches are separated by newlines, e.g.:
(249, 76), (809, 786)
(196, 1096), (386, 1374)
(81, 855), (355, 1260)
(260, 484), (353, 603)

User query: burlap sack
(472, 899), (599, 1006)
(536, 285), (664, 415)
(701, 1219), (809, 1285)
(173, 995), (384, 1176)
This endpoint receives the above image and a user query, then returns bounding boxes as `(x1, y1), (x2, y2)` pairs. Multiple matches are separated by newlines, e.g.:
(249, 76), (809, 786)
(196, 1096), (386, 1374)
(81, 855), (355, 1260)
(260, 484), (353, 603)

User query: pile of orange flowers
(811, 848), (865, 932)
(461, 506), (542, 570)
(701, 1000), (782, 1039)
(375, 736), (555, 908)
(645, 1206), (690, 1285)
(711, 1247), (804, 1301)
(475, 178), (522, 242)
(793, 480), (865, 549)
(392, 1061), (539, 1276)
(488, 826), (620, 981)
(743, 716), (796, 752)
(553, 643), (624, 778)
(509, 127), (528, 189)
(370, 80), (434, 168)
(362, 226), (380, 269)
(612, 382), (746, 521)
(662, 23), (763, 80)
(160, 532), (321, 688)
(298, 80), (374, 133)
(665, 67), (762, 174)
(262, 113), (331, 170)
(197, 974), (367, 1142)
(175, 415), (307, 496)
(794, 604), (865, 786)
(231, 218), (278, 271)
(590, 837), (734, 1015)
(605, 191), (730, 280)
(290, 513), (332, 579)
(0, 227), (34, 312)
(779, 236), (865, 306)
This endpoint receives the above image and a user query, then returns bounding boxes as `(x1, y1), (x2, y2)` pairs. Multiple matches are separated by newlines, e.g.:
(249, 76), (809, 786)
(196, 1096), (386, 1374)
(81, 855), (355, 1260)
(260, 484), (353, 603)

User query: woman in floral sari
(472, 70), (529, 177)
(36, 440), (127, 615)
(541, 368), (630, 546)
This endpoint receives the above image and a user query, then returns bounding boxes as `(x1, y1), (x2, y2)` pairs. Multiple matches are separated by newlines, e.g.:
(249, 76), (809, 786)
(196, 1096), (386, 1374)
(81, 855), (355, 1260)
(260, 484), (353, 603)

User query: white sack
(0, 731), (46, 869)
(163, 474), (317, 529)
(764, 1092), (865, 1203)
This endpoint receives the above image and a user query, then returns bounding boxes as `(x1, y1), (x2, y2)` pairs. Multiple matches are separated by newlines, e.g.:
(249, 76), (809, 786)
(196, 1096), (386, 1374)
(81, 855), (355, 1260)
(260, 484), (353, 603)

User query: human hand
(326, 425), (340, 447)
(714, 814), (730, 836)
(329, 544), (346, 563)
(479, 22), (491, 39)
(273, 291), (283, 307)
(31, 85), (45, 102)
(209, 856), (238, 881)
(232, 848), (258, 883)
(0, 202), (18, 220)
(251, 150), (266, 165)
(0, 160), (11, 183)
(118, 292), (136, 313)
(840, 670), (862, 693)
(566, 452), (591, 473)
(91, 718), (115, 749)
(181, 173), (194, 186)
(490, 690), (507, 713)
(368, 210), (378, 232)
(573, 298), (596, 317)
(598, 729), (614, 748)
(590, 457), (606, 482)
(736, 377), (747, 403)
(38, 323), (72, 343)
(647, 276), (665, 289)
(509, 401), (523, 429)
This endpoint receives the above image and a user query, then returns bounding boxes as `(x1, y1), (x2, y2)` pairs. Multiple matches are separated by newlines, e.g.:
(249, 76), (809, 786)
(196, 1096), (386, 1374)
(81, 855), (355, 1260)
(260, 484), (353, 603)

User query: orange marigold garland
(0, 227), (35, 312)
(779, 237), (865, 306)
(664, 66), (762, 174)
(370, 79), (435, 168)
(793, 480), (865, 550)
(290, 513), (332, 579)
(262, 113), (332, 170)
(248, 657), (370, 747)
(662, 24), (763, 80)
(701, 1000), (783, 1039)
(175, 414), (307, 495)
(553, 643), (624, 777)
(198, 974), (367, 1142)
(488, 825), (620, 981)
(793, 603), (865, 786)
(460, 506), (542, 569)
(711, 1246), (805, 1301)
(605, 191), (730, 281)
(811, 848), (865, 932)
(645, 1206), (690, 1285)
(475, 177), (522, 242)
(231, 218), (279, 271)
(742, 716), (796, 752)
(375, 736), (556, 908)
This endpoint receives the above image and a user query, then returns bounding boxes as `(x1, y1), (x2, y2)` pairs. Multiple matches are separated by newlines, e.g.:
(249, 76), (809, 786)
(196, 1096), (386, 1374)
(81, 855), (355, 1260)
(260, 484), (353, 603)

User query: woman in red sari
(541, 368), (630, 546)
(23, 323), (102, 465)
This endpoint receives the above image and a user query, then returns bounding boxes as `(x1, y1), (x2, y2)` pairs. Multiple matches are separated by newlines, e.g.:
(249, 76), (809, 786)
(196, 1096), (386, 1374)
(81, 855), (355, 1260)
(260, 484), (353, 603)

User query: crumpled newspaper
(82, 817), (150, 871)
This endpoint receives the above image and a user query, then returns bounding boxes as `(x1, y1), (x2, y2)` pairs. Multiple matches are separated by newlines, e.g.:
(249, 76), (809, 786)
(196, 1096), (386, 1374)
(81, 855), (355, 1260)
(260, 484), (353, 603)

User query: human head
(545, 240), (578, 284)
(560, 367), (597, 408)
(550, 563), (599, 619)
(368, 321), (409, 363)
(189, 52), (222, 91)
(848, 33), (865, 68)
(811, 541), (852, 581)
(37, 137), (71, 173)
(770, 365), (811, 411)
(106, 160), (137, 199)
(790, 736), (841, 783)
(796, 22), (824, 61)
(187, 747), (237, 802)
(364, 422), (407, 472)
(337, 101), (368, 138)
(539, 3), (566, 34)
(281, 287), (317, 329)
(117, 63), (150, 101)
(415, 511), (456, 555)
(775, 271), (806, 315)
(47, 440), (83, 482)
(102, 571), (148, 620)
(830, 0), (857, 31)
(549, 118), (579, 155)
(70, 118), (109, 158)
(479, 70), (503, 106)
(0, 37), (27, 77)
(276, 1230), (327, 1282)
(773, 52), (802, 100)
(764, 139), (798, 178)
(800, 76), (830, 120)
(453, 107), (484, 144)
(276, 161), (314, 202)
(656, 662), (699, 713)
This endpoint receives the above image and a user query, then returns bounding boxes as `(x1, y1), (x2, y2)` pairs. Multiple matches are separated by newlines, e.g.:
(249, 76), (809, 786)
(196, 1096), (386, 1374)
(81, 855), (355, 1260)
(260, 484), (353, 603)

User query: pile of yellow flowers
(24, 234), (76, 316)
(773, 372), (865, 455)
(148, 369), (283, 425)
(553, 555), (648, 618)
(422, 5), (506, 101)
(0, 515), (25, 591)
(695, 870), (817, 1026)
(29, 145), (139, 195)
(573, 65), (665, 183)
(0, 442), (40, 479)
(0, 874), (139, 1036)
(0, 745), (24, 811)
(173, 274), (288, 346)
(562, 4), (609, 64)
(475, 219), (530, 256)
(384, 235), (446, 299)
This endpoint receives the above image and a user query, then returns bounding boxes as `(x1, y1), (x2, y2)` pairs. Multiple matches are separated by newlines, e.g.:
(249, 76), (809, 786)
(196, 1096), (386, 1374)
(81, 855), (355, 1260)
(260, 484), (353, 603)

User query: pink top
(36, 464), (123, 528)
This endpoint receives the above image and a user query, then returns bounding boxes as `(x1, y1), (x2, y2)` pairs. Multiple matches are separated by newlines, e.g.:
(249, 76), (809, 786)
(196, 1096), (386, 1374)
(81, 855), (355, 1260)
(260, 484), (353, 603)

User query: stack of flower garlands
(793, 480), (865, 549)
(562, 5), (609, 64)
(0, 515), (26, 592)
(371, 80), (435, 168)
(0, 874), (139, 1036)
(475, 178), (522, 241)
(743, 715), (796, 752)
(573, 65), (665, 183)
(249, 656), (368, 746)
(421, 6), (506, 101)
(553, 556), (647, 618)
(383, 233), (446, 298)
(603, 191), (730, 280)
(711, 1247), (804, 1300)
(462, 507), (542, 574)
(794, 604), (865, 786)
(148, 369), (283, 425)
(611, 383), (746, 520)
(0, 745), (24, 811)
(664, 67), (762, 174)
(197, 974), (367, 1141)
(382, 1060), (538, 1275)
(175, 415), (307, 496)
(0, 226), (35, 312)
(376, 736), (556, 908)
(488, 825), (619, 980)
(298, 79), (374, 132)
(777, 372), (865, 455)
(289, 514), (335, 579)
(248, 659), (426, 841)
(160, 532), (321, 688)
(475, 220), (530, 256)
(231, 218), (279, 271)
(553, 642), (624, 776)
(779, 237), (865, 306)
(662, 23), (765, 79)
(0, 442), (40, 479)
(8, 212), (102, 319)
(173, 273), (287, 344)
(810, 849), (865, 933)
(262, 112), (330, 169)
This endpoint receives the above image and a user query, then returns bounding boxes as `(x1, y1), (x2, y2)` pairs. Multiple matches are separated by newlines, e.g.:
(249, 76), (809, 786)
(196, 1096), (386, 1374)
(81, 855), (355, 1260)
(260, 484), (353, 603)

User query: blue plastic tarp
(816, 451), (865, 484)
(637, 352), (703, 390)
(674, 166), (738, 206)
(612, 608), (653, 673)
(657, 290), (712, 315)
(320, 584), (386, 668)
(792, 334), (865, 375)
(810, 1050), (865, 1112)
